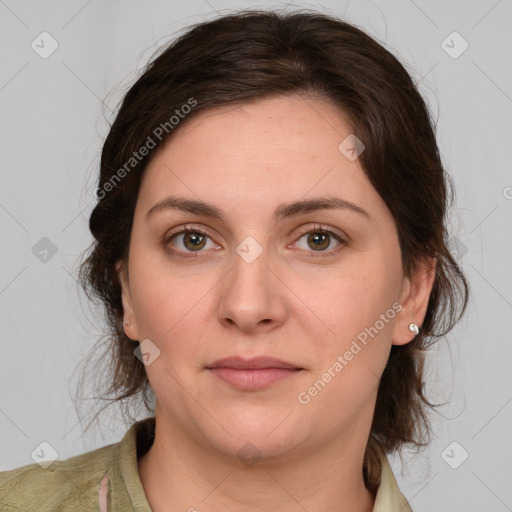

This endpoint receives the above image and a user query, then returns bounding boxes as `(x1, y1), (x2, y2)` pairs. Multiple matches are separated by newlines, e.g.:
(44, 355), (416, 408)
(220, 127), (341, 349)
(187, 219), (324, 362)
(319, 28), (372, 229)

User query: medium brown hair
(77, 8), (469, 493)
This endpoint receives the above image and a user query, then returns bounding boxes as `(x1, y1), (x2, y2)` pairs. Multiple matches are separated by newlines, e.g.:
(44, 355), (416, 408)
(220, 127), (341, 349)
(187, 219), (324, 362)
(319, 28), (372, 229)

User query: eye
(164, 224), (219, 257)
(292, 224), (346, 257)
(164, 223), (346, 259)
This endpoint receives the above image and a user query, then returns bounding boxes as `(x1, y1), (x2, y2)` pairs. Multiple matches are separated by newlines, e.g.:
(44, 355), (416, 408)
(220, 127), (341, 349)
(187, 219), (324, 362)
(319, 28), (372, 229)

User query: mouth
(206, 356), (304, 391)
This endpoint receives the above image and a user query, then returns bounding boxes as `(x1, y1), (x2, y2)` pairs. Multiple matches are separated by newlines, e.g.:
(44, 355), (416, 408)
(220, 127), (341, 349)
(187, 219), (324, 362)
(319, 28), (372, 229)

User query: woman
(0, 9), (468, 511)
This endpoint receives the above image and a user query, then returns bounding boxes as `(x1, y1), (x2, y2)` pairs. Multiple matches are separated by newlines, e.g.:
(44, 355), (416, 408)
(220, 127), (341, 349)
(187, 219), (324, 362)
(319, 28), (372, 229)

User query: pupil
(310, 233), (328, 250)
(185, 232), (205, 249)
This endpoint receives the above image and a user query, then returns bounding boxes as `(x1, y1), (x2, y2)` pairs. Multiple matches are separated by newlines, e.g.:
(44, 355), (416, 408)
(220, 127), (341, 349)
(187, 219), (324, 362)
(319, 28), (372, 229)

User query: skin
(117, 93), (436, 512)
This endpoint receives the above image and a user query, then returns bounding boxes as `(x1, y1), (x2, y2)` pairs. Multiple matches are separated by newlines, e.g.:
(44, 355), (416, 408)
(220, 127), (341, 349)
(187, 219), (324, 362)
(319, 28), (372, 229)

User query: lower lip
(208, 368), (302, 390)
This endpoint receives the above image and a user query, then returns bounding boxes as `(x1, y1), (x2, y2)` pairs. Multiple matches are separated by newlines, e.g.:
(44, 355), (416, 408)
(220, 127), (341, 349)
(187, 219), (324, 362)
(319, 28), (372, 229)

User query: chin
(200, 413), (306, 464)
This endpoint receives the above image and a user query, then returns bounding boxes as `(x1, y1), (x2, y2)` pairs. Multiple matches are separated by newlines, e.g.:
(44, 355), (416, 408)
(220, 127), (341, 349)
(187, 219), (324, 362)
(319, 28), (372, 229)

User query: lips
(206, 356), (304, 391)
(206, 356), (302, 370)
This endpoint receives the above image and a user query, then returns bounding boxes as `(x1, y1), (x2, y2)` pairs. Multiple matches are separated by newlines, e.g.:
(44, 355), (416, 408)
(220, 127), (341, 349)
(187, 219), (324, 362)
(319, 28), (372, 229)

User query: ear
(392, 256), (436, 346)
(116, 259), (140, 341)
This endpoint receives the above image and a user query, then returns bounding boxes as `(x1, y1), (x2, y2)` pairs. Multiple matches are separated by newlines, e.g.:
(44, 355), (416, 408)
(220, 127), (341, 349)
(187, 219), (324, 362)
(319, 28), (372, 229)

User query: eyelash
(164, 223), (346, 259)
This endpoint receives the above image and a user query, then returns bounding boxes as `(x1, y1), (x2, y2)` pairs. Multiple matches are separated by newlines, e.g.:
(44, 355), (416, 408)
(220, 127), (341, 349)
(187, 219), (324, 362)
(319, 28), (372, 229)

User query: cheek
(292, 253), (402, 397)
(295, 255), (401, 340)
(294, 279), (398, 429)
(128, 250), (217, 363)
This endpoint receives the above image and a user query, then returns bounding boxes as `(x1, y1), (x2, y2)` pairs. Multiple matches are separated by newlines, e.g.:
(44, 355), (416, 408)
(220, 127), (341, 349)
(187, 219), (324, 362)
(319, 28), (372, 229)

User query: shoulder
(0, 417), (155, 512)
(0, 441), (117, 512)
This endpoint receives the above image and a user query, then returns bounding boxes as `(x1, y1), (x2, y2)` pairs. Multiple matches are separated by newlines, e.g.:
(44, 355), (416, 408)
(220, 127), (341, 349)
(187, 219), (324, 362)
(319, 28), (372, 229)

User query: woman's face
(118, 94), (424, 460)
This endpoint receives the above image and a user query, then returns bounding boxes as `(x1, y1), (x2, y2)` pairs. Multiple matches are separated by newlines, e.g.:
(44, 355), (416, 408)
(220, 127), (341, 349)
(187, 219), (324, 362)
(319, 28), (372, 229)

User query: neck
(138, 409), (376, 512)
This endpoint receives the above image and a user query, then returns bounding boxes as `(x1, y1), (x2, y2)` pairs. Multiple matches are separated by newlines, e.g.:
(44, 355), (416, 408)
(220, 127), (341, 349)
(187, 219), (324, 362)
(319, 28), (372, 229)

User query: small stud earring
(409, 323), (420, 335)
(124, 320), (130, 326)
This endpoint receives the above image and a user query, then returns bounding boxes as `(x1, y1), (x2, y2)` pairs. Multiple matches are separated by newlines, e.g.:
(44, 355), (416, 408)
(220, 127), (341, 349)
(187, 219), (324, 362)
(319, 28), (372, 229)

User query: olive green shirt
(0, 417), (412, 511)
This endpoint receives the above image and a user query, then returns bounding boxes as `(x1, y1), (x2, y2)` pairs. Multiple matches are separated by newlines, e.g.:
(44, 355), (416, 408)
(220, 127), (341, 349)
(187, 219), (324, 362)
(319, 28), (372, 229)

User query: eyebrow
(146, 195), (371, 223)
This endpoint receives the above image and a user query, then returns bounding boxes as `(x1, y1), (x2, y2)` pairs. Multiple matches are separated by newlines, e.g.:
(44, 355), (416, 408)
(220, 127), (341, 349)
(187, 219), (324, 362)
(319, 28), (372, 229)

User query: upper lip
(207, 356), (302, 370)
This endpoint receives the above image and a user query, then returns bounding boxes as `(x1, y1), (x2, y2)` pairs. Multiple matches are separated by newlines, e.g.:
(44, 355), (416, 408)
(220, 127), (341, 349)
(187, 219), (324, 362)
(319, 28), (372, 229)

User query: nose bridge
(218, 234), (285, 330)
(229, 235), (272, 301)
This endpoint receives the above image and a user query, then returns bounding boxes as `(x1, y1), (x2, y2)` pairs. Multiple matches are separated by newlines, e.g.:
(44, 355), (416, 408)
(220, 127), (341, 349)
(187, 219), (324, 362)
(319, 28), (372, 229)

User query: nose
(217, 246), (287, 333)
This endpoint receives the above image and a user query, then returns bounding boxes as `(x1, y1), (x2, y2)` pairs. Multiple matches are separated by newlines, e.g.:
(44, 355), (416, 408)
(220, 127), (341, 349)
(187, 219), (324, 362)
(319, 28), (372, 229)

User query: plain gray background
(1, 1), (511, 510)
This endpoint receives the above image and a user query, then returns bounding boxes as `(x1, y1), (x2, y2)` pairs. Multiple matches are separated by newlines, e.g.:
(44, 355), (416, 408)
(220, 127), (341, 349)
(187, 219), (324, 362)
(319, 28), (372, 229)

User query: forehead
(136, 94), (384, 223)
(168, 94), (356, 161)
